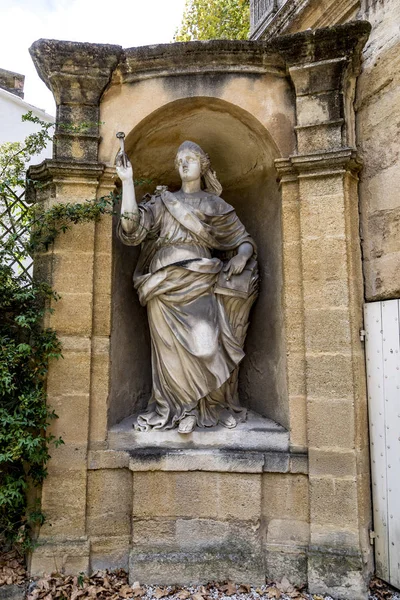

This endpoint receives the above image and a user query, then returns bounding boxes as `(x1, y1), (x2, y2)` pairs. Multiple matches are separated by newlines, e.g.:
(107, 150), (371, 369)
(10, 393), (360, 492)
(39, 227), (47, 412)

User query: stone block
(305, 355), (355, 401)
(286, 353), (306, 398)
(282, 242), (302, 290)
(39, 471), (87, 538)
(87, 469), (132, 536)
(263, 452), (290, 473)
(301, 237), (348, 283)
(309, 448), (357, 478)
(129, 449), (265, 473)
(130, 519), (264, 585)
(300, 194), (346, 240)
(279, 179), (299, 204)
(310, 477), (358, 528)
(296, 91), (341, 127)
(262, 474), (309, 522)
(289, 453), (308, 474)
(267, 519), (309, 546)
(364, 252), (400, 301)
(132, 472), (262, 521)
(296, 121), (343, 154)
(289, 59), (346, 97)
(93, 253), (112, 336)
(88, 450), (130, 470)
(53, 221), (95, 254)
(305, 308), (352, 353)
(281, 201), (301, 246)
(46, 347), (91, 397)
(310, 523), (361, 550)
(303, 277), (350, 308)
(46, 394), (89, 446)
(30, 540), (90, 577)
(308, 548), (369, 600)
(132, 518), (176, 548)
(51, 251), (94, 294)
(308, 398), (355, 448)
(265, 546), (308, 587)
(89, 348), (110, 444)
(94, 216), (113, 253)
(285, 307), (306, 353)
(299, 173), (344, 199)
(90, 535), (130, 572)
(288, 395), (307, 451)
(50, 292), (93, 336)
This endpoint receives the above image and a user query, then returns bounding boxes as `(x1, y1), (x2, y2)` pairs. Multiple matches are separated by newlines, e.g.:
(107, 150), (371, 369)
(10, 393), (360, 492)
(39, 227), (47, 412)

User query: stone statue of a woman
(116, 141), (258, 434)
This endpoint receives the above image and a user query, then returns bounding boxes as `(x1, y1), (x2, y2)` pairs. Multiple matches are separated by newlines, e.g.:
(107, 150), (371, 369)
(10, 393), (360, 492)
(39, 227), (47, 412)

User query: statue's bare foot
(220, 414), (237, 429)
(178, 415), (196, 434)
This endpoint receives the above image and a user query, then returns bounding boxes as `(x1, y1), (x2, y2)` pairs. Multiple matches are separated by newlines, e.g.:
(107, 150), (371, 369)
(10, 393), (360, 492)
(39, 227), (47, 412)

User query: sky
(0, 0), (187, 115)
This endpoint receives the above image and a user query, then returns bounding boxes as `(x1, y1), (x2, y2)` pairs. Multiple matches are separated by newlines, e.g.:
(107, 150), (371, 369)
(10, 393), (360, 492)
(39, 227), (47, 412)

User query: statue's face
(176, 150), (201, 183)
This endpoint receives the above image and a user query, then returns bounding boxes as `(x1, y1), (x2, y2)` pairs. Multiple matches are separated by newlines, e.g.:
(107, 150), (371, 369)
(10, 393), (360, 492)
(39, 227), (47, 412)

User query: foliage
(0, 113), (118, 551)
(174, 0), (250, 41)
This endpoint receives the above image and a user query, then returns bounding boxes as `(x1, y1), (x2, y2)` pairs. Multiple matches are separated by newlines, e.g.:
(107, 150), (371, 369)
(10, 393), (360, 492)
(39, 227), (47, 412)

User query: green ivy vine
(0, 113), (121, 552)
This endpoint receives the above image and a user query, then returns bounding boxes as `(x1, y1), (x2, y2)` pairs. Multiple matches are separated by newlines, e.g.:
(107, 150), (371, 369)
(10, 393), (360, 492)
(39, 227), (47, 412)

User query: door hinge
(369, 530), (376, 545)
(360, 329), (367, 342)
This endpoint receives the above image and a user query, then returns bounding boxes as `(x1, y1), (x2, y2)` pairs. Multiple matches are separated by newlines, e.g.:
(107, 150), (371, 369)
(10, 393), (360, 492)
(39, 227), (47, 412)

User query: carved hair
(175, 140), (223, 197)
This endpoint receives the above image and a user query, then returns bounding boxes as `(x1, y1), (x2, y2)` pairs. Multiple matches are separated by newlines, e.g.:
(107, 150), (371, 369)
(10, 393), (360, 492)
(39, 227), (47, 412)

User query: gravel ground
(1, 553), (400, 600)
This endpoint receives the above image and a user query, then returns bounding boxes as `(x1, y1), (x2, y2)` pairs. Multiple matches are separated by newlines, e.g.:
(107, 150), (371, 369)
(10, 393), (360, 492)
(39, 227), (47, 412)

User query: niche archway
(109, 96), (288, 429)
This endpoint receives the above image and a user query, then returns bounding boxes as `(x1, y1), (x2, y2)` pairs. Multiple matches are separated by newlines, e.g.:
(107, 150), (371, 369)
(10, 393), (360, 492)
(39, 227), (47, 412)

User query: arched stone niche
(109, 95), (289, 429)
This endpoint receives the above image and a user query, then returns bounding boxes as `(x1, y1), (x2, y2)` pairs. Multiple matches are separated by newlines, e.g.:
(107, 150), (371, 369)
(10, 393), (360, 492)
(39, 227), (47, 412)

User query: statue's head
(175, 141), (222, 196)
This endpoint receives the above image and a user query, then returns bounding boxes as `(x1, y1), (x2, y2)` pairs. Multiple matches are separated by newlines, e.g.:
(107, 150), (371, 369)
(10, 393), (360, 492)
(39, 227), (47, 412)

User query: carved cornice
(112, 22), (370, 84)
(275, 148), (363, 182)
(29, 39), (122, 105)
(28, 159), (105, 185)
(115, 40), (286, 83)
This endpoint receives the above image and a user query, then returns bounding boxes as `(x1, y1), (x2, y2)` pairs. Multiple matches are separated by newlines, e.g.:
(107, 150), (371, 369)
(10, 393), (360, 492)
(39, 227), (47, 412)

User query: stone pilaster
(274, 25), (372, 598)
(27, 39), (121, 574)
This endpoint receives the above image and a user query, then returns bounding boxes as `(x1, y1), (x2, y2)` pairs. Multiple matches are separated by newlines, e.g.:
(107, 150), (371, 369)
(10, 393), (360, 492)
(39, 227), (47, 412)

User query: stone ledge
(88, 449), (308, 474)
(108, 410), (289, 451)
(97, 411), (309, 474)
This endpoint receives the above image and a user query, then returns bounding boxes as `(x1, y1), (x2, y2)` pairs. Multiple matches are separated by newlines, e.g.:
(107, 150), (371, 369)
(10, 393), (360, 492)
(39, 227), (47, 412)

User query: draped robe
(117, 190), (257, 430)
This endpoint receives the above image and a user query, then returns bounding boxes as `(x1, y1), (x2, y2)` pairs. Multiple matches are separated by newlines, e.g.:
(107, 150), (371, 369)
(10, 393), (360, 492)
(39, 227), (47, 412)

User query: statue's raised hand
(116, 152), (133, 182)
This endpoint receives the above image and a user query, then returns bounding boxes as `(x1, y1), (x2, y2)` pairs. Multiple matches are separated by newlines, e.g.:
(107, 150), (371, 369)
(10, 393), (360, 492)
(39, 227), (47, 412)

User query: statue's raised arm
(115, 132), (139, 235)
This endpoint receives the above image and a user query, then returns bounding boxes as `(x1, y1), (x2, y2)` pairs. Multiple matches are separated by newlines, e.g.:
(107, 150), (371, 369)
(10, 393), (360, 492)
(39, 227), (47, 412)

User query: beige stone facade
(28, 21), (374, 600)
(251, 0), (400, 301)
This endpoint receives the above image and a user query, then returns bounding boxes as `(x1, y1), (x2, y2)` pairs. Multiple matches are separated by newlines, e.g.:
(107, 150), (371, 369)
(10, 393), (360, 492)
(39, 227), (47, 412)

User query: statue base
(108, 410), (289, 452)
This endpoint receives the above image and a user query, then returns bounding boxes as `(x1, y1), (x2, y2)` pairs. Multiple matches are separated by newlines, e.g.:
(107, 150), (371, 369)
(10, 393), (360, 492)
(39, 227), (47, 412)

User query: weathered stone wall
(356, 0), (400, 300)
(251, 0), (400, 300)
(27, 23), (372, 600)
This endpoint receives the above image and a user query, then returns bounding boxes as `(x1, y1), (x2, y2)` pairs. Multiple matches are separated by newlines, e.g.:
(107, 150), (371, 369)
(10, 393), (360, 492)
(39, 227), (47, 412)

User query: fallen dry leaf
(266, 587), (281, 599)
(132, 582), (146, 598)
(221, 582), (237, 596)
(276, 578), (294, 595)
(191, 594), (204, 600)
(238, 584), (251, 594)
(119, 584), (134, 598)
(154, 587), (169, 599)
(178, 591), (191, 600)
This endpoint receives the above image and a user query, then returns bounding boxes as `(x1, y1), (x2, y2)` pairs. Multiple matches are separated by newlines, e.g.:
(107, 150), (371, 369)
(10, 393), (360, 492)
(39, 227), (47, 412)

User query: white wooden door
(364, 300), (400, 589)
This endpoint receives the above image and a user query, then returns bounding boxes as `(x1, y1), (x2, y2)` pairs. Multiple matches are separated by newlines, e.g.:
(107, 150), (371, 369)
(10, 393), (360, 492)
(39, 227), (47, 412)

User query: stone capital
(27, 159), (106, 206)
(273, 21), (371, 154)
(275, 148), (363, 183)
(29, 40), (122, 162)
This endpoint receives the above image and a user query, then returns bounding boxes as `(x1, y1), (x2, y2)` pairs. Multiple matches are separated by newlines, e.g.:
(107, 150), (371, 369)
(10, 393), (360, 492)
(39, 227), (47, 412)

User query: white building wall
(0, 87), (54, 165)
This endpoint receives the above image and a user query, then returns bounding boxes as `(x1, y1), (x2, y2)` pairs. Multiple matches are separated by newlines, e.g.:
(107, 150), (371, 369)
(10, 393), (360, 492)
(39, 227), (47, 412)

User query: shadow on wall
(109, 96), (288, 429)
